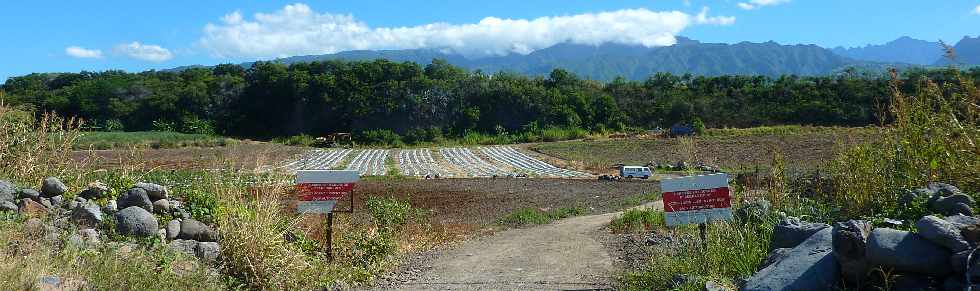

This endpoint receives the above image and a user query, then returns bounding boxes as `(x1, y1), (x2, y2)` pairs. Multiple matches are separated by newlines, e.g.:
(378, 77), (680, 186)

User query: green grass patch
(702, 125), (878, 138)
(75, 131), (237, 150)
(619, 191), (661, 208)
(498, 206), (585, 226)
(609, 208), (664, 233)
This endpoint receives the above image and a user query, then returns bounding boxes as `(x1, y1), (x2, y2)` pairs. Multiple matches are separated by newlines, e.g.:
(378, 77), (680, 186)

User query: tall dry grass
(0, 106), (87, 188)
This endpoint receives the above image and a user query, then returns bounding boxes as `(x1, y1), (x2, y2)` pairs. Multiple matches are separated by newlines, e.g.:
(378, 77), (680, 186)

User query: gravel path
(373, 201), (663, 291)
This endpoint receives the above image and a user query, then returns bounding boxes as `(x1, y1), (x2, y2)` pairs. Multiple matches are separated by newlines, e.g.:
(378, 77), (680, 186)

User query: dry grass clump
(0, 105), (87, 188)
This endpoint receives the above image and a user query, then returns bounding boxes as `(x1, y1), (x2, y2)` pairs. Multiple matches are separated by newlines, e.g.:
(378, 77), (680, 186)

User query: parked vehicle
(619, 166), (652, 179)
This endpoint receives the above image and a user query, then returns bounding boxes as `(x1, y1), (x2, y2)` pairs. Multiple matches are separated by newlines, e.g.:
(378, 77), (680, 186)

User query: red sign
(661, 173), (733, 226)
(662, 187), (732, 212)
(298, 183), (355, 201)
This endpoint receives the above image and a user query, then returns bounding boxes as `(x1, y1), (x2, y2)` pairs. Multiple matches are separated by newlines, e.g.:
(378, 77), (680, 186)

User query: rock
(917, 215), (970, 252)
(867, 228), (952, 276)
(103, 200), (118, 213)
(832, 220), (873, 284)
(49, 195), (63, 207)
(736, 199), (772, 222)
(18, 198), (48, 217)
(40, 177), (67, 198)
(705, 280), (731, 291)
(759, 248), (792, 270)
(770, 216), (830, 250)
(0, 180), (16, 202)
(70, 202), (103, 227)
(116, 188), (153, 212)
(892, 274), (933, 291)
(40, 198), (52, 208)
(166, 220), (181, 240)
(169, 239), (197, 256)
(114, 206), (159, 237)
(0, 201), (17, 212)
(78, 182), (108, 199)
(195, 242), (220, 262)
(923, 183), (974, 216)
(78, 228), (99, 244)
(742, 228), (838, 291)
(135, 182), (168, 201)
(17, 188), (40, 202)
(178, 219), (218, 242)
(944, 214), (980, 229)
(68, 200), (79, 210)
(152, 199), (170, 214)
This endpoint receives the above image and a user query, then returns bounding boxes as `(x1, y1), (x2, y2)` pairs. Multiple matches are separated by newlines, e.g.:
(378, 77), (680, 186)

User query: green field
(74, 131), (238, 150)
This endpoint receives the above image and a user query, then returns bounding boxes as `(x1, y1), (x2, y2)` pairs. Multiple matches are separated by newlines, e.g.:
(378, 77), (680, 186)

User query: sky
(1, 0), (979, 82)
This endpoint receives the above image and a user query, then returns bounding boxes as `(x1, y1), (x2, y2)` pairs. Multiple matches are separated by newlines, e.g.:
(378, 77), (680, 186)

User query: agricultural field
(397, 149), (454, 177)
(74, 131), (238, 150)
(345, 149), (390, 176)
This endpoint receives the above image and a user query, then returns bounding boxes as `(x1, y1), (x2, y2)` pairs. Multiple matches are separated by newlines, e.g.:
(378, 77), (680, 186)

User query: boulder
(832, 220), (873, 284)
(78, 182), (108, 199)
(40, 198), (52, 209)
(18, 198), (48, 217)
(114, 206), (158, 237)
(40, 177), (67, 198)
(78, 228), (99, 244)
(169, 239), (197, 256)
(117, 188), (153, 212)
(134, 182), (168, 201)
(178, 219), (218, 242)
(0, 180), (16, 202)
(0, 201), (17, 212)
(49, 195), (63, 207)
(69, 202), (103, 227)
(195, 242), (220, 262)
(758, 248), (792, 270)
(736, 199), (772, 222)
(944, 214), (980, 229)
(770, 216), (830, 250)
(742, 228), (839, 291)
(166, 220), (181, 240)
(867, 228), (952, 276)
(892, 274), (933, 291)
(917, 215), (970, 252)
(923, 183), (974, 216)
(152, 199), (170, 214)
(17, 188), (40, 202)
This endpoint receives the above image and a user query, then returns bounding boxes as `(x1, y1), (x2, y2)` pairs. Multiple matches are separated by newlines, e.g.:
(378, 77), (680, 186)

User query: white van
(620, 166), (652, 179)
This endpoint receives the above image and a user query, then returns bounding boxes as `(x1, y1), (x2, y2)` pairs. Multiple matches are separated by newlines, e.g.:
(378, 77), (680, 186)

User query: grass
(702, 125), (877, 138)
(74, 131), (238, 150)
(609, 208), (664, 233)
(498, 206), (585, 226)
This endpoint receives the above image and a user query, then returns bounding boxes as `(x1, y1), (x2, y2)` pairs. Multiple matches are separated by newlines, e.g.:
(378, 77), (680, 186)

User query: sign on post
(296, 170), (359, 214)
(661, 173), (733, 227)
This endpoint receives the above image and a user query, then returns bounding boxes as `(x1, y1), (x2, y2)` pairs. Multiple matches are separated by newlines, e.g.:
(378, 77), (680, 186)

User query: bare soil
(71, 142), (305, 170)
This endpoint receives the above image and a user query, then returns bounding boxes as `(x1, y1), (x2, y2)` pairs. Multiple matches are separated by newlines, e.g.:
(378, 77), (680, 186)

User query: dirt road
(380, 201), (663, 290)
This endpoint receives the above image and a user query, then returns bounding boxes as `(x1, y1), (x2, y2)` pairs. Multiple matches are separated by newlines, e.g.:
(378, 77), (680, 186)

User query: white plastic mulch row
(278, 149), (353, 171)
(479, 146), (590, 178)
(345, 149), (389, 176)
(438, 147), (509, 177)
(397, 149), (453, 177)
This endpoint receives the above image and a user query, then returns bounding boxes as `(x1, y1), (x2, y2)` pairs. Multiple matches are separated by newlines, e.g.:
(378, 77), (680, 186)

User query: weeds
(609, 208), (665, 233)
(498, 206), (584, 226)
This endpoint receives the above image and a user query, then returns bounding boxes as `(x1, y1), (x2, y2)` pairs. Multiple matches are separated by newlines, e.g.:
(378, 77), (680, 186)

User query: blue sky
(2, 0), (979, 82)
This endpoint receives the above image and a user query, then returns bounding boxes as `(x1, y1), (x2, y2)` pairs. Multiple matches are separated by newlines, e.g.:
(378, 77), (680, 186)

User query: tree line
(2, 59), (978, 142)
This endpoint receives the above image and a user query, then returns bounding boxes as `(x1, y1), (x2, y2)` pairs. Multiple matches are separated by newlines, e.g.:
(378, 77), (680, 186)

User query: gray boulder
(70, 202), (103, 227)
(152, 199), (170, 214)
(49, 195), (63, 207)
(916, 215), (970, 252)
(40, 177), (67, 198)
(832, 220), (873, 284)
(178, 219), (218, 242)
(758, 248), (792, 270)
(0, 180), (16, 202)
(0, 201), (17, 212)
(892, 274), (933, 291)
(944, 214), (980, 229)
(117, 188), (153, 212)
(169, 239), (197, 256)
(78, 182), (108, 199)
(40, 198), (52, 208)
(742, 228), (838, 291)
(134, 182), (168, 201)
(923, 183), (974, 216)
(771, 216), (830, 250)
(867, 228), (952, 276)
(166, 220), (181, 240)
(114, 206), (158, 237)
(17, 188), (40, 202)
(195, 242), (220, 262)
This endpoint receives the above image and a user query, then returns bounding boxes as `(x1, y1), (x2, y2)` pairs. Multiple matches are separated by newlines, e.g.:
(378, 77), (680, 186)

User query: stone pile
(0, 177), (220, 264)
(743, 183), (980, 291)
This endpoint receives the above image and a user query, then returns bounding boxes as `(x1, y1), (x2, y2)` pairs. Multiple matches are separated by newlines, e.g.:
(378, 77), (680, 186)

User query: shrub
(356, 129), (404, 147)
(365, 197), (416, 231)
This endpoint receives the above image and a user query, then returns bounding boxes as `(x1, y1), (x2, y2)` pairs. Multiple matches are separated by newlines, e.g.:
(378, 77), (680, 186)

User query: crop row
(397, 149), (453, 177)
(345, 149), (389, 176)
(278, 149), (353, 171)
(479, 146), (590, 178)
(438, 147), (510, 177)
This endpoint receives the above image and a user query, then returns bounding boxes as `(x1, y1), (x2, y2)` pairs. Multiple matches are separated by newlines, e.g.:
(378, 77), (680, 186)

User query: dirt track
(377, 201), (663, 290)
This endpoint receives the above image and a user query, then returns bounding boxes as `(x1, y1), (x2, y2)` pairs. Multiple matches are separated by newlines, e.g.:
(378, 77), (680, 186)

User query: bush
(356, 129), (404, 147)
(365, 197), (417, 231)
(274, 134), (316, 147)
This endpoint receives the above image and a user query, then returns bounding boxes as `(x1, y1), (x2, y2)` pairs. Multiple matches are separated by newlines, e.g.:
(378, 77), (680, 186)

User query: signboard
(296, 170), (359, 214)
(661, 173), (733, 227)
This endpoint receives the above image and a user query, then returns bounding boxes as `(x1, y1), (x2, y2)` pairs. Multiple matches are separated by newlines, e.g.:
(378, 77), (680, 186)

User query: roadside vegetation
(498, 206), (585, 226)
(615, 67), (979, 290)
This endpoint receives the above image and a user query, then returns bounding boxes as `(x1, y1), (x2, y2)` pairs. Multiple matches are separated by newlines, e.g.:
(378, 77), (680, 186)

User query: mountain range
(174, 35), (980, 80)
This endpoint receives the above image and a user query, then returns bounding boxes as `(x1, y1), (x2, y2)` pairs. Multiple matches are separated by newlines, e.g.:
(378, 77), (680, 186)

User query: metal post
(326, 212), (334, 261)
(699, 223), (708, 252)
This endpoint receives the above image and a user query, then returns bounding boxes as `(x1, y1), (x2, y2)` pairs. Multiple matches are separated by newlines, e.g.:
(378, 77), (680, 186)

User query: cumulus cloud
(65, 46), (103, 59)
(737, 0), (790, 10)
(973, 5), (980, 15)
(199, 3), (735, 59)
(115, 42), (173, 62)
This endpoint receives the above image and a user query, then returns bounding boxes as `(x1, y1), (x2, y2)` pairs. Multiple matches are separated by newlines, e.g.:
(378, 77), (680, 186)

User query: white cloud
(65, 46), (103, 59)
(973, 5), (980, 15)
(737, 0), (790, 10)
(199, 3), (735, 59)
(115, 42), (173, 62)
